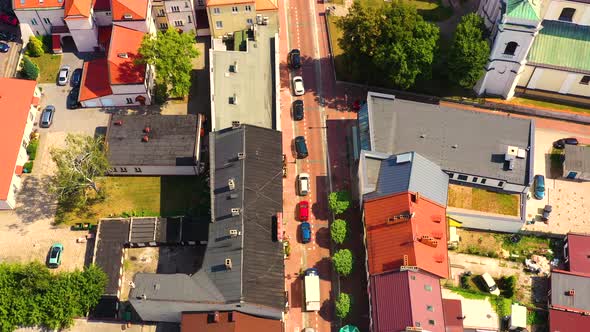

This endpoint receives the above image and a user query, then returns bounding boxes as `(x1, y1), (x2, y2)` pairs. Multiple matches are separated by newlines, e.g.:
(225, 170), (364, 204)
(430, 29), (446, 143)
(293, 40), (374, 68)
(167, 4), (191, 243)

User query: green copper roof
(528, 21), (590, 72)
(505, 0), (541, 21)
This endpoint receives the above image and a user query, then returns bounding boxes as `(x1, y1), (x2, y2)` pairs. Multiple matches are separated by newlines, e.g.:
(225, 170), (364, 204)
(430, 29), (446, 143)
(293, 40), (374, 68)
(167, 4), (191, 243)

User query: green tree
(332, 249), (353, 276)
(137, 28), (199, 98)
(448, 13), (490, 88)
(50, 134), (110, 208)
(328, 191), (351, 215)
(26, 36), (44, 57)
(330, 219), (347, 244)
(335, 292), (352, 319)
(20, 56), (40, 80)
(338, 1), (439, 89)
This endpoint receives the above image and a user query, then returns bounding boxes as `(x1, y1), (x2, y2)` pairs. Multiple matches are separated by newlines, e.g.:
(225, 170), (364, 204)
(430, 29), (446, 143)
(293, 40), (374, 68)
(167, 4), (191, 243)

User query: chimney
(225, 258), (233, 270)
(231, 208), (241, 216)
(142, 135), (149, 142)
(143, 126), (151, 133)
(237, 152), (246, 160)
(229, 229), (239, 237)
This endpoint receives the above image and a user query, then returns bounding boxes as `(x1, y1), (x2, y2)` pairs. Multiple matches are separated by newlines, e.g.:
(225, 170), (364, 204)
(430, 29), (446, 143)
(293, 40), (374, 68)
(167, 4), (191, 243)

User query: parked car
(67, 88), (80, 109)
(293, 99), (304, 121)
(71, 68), (82, 87)
(533, 174), (545, 199)
(298, 173), (310, 196)
(301, 222), (311, 243)
(0, 31), (16, 42)
(299, 200), (309, 221)
(294, 136), (308, 159)
(292, 76), (305, 96)
(481, 272), (500, 296)
(288, 49), (301, 69)
(47, 243), (63, 268)
(58, 66), (70, 86)
(0, 13), (18, 26)
(40, 105), (55, 128)
(0, 41), (9, 53)
(553, 137), (579, 149)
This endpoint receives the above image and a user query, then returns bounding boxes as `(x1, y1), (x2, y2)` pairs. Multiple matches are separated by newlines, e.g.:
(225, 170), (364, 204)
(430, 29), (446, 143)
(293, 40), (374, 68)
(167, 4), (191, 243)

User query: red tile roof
(443, 299), (464, 332)
(112, 0), (148, 20)
(181, 311), (282, 332)
(0, 79), (37, 200)
(79, 59), (112, 101)
(567, 233), (590, 274)
(371, 271), (445, 332)
(108, 25), (146, 85)
(64, 0), (92, 18)
(13, 0), (63, 10)
(549, 309), (590, 332)
(93, 0), (111, 11)
(364, 192), (449, 278)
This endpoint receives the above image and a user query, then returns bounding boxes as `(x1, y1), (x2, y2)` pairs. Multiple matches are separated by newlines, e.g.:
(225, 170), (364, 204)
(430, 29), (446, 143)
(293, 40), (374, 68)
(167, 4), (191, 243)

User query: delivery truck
(304, 268), (321, 312)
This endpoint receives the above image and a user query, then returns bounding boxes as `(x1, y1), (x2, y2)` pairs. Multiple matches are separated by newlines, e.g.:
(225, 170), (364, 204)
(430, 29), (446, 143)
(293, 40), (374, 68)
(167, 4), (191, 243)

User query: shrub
(499, 275), (517, 298)
(27, 138), (39, 160)
(26, 36), (44, 57)
(330, 219), (347, 244)
(152, 81), (169, 105)
(23, 161), (34, 173)
(328, 191), (351, 215)
(332, 249), (353, 276)
(21, 56), (40, 80)
(335, 293), (351, 319)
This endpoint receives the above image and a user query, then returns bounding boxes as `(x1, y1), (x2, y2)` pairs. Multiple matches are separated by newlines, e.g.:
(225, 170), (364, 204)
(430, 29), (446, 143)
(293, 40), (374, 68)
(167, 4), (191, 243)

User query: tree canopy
(448, 13), (490, 88)
(50, 134), (110, 208)
(137, 28), (199, 98)
(26, 36), (44, 57)
(20, 56), (39, 80)
(0, 262), (107, 331)
(338, 1), (439, 89)
(328, 191), (351, 215)
(332, 249), (353, 276)
(335, 292), (352, 319)
(330, 219), (348, 244)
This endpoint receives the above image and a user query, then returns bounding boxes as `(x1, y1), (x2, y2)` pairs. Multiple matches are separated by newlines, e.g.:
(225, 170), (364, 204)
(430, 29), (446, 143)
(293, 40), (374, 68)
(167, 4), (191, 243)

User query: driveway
(523, 128), (590, 234)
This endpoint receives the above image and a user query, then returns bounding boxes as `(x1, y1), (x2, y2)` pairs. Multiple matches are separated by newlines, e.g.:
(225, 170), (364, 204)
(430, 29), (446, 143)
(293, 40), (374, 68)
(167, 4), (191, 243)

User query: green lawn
(447, 184), (520, 216)
(56, 176), (209, 224)
(29, 53), (61, 83)
(357, 0), (453, 21)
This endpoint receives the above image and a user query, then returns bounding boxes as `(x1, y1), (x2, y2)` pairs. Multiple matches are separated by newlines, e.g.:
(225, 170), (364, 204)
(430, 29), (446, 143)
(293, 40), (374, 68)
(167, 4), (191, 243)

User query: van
(481, 272), (500, 296)
(298, 173), (310, 196)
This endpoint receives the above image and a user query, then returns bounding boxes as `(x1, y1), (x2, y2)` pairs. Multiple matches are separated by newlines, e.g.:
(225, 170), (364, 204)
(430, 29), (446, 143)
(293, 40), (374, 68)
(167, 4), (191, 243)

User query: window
(424, 285), (432, 292)
(171, 5), (180, 12)
(580, 76), (590, 85)
(158, 8), (165, 16)
(120, 167), (128, 172)
(415, 322), (421, 327)
(503, 42), (518, 56)
(185, 2), (189, 8)
(426, 305), (434, 312)
(213, 7), (221, 14)
(111, 167), (117, 173)
(472, 177), (478, 183)
(558, 8), (576, 22)
(457, 175), (468, 181)
(245, 5), (252, 11)
(498, 181), (504, 187)
(126, 98), (133, 104)
(448, 173), (454, 179)
(216, 20), (223, 29)
(31, 18), (38, 25)
(232, 6), (238, 13)
(105, 11), (111, 16)
(134, 167), (142, 173)
(188, 15), (192, 23)
(198, 0), (204, 5)
(159, 22), (168, 29)
(246, 18), (253, 25)
(174, 20), (184, 26)
(429, 320), (436, 325)
(42, 17), (51, 24)
(410, 275), (416, 280)
(481, 178), (487, 184)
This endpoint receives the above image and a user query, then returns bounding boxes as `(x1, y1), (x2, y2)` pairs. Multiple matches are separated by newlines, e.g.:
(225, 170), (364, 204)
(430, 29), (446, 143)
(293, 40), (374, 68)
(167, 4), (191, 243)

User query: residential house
(105, 114), (201, 176)
(129, 125), (284, 323)
(79, 25), (154, 107)
(205, 0), (277, 38)
(0, 78), (40, 210)
(180, 311), (282, 331)
(563, 145), (590, 181)
(209, 24), (279, 131)
(476, 0), (590, 104)
(152, 0), (196, 32)
(370, 270), (446, 332)
(564, 232), (590, 275)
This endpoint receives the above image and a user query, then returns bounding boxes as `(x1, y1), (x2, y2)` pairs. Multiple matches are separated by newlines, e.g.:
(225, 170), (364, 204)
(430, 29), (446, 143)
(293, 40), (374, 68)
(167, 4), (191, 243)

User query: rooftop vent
(123, 14), (133, 20)
(142, 135), (149, 142)
(229, 61), (238, 73)
(231, 121), (240, 129)
(229, 229), (240, 237)
(225, 258), (233, 270)
(396, 152), (412, 164)
(237, 152), (246, 160)
(143, 126), (151, 133)
(419, 134), (426, 138)
(229, 94), (237, 105)
(505, 145), (518, 161)
(117, 52), (129, 58)
(114, 120), (123, 126)
(231, 208), (241, 216)
(228, 178), (235, 190)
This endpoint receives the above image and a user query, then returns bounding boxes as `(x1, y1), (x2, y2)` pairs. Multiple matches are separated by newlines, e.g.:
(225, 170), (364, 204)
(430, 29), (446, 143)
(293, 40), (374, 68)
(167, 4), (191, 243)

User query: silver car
(57, 66), (70, 86)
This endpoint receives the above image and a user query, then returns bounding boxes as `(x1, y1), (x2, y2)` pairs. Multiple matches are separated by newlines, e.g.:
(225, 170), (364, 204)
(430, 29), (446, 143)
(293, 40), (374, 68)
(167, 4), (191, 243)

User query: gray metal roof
(211, 26), (276, 131)
(364, 93), (534, 185)
(363, 152), (449, 207)
(106, 114), (197, 166)
(94, 219), (130, 295)
(129, 217), (157, 243)
(565, 145), (590, 173)
(551, 270), (590, 311)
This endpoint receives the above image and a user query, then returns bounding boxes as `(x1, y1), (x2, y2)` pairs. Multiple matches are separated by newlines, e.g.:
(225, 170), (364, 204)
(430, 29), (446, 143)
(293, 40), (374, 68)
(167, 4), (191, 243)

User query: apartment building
(206, 0), (277, 38)
(152, 0), (196, 33)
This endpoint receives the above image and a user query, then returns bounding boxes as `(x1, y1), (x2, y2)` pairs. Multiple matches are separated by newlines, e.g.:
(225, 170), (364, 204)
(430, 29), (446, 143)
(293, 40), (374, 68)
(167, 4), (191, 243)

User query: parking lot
(523, 128), (590, 234)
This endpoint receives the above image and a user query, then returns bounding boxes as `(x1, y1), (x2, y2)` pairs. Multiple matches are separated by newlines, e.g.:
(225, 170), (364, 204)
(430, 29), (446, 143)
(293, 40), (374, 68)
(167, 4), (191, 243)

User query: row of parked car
(0, 12), (19, 53)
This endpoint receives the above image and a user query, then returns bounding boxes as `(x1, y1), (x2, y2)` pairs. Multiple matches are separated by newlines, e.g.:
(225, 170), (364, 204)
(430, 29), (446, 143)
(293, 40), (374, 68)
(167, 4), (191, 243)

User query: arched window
(504, 42), (518, 56)
(559, 8), (576, 22)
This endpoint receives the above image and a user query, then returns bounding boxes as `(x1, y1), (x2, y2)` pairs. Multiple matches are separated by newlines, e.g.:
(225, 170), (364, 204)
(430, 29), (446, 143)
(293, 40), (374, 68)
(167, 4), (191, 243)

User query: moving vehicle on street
(40, 105), (55, 128)
(299, 200), (309, 221)
(304, 268), (320, 311)
(301, 222), (311, 243)
(293, 99), (304, 121)
(71, 68), (82, 87)
(0, 41), (9, 53)
(292, 76), (305, 96)
(298, 173), (310, 196)
(58, 66), (70, 86)
(553, 137), (579, 149)
(481, 272), (500, 296)
(47, 243), (63, 268)
(295, 136), (308, 159)
(533, 174), (545, 199)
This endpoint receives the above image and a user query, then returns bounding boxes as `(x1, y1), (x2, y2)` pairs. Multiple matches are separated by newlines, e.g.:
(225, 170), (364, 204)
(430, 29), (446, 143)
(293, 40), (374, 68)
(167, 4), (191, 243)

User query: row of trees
(338, 2), (489, 90)
(0, 262), (107, 331)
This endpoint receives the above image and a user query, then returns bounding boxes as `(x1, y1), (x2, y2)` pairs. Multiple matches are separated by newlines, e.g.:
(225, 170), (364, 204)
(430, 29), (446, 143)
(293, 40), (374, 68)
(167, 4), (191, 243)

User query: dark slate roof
(95, 219), (130, 295)
(157, 217), (182, 244)
(364, 152), (449, 207)
(130, 217), (157, 243)
(106, 114), (197, 166)
(565, 145), (590, 173)
(551, 270), (590, 312)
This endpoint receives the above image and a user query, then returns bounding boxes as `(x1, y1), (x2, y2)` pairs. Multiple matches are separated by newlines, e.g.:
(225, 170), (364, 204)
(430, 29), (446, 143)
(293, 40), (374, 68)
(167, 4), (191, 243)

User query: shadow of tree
(14, 175), (58, 227)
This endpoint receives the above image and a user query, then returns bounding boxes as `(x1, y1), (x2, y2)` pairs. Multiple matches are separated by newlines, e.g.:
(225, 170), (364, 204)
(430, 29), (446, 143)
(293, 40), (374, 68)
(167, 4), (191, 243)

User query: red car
(299, 200), (309, 221)
(0, 14), (18, 26)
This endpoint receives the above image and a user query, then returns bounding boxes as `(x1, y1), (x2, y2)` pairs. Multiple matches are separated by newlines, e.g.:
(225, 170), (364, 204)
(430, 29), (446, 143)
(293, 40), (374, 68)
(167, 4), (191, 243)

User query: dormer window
(558, 8), (575, 22)
(503, 42), (518, 56)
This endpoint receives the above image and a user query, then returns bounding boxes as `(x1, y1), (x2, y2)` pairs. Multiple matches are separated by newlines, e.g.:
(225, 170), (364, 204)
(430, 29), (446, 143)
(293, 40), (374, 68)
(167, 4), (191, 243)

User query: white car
(292, 76), (305, 96)
(57, 66), (70, 86)
(298, 172), (310, 196)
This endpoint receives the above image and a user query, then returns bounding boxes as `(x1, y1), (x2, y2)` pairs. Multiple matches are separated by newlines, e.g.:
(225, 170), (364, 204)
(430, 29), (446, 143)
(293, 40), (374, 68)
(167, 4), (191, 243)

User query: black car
(553, 137), (579, 149)
(40, 105), (55, 128)
(0, 41), (9, 53)
(67, 88), (80, 109)
(288, 49), (301, 69)
(71, 68), (82, 87)
(295, 136), (308, 159)
(293, 100), (304, 121)
(0, 31), (16, 42)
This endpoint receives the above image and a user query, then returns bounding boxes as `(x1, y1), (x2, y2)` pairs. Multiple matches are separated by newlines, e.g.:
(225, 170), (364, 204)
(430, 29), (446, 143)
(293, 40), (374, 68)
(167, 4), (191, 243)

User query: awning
(51, 34), (62, 54)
